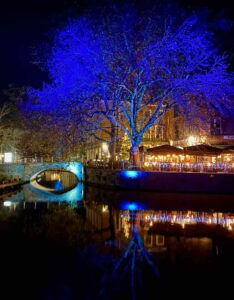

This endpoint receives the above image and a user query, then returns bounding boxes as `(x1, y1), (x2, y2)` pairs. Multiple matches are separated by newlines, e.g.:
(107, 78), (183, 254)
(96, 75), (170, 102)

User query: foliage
(0, 103), (13, 149)
(29, 5), (234, 165)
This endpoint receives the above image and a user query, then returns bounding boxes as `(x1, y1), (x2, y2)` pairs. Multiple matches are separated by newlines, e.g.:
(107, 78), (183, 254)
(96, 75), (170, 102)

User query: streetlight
(187, 136), (197, 146)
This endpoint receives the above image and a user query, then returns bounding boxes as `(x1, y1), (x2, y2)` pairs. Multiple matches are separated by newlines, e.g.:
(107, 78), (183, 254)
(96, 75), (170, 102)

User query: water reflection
(82, 195), (234, 299)
(4, 181), (234, 237)
(1, 170), (84, 206)
(36, 169), (78, 192)
(121, 210), (234, 231)
(1, 183), (234, 298)
(84, 201), (234, 241)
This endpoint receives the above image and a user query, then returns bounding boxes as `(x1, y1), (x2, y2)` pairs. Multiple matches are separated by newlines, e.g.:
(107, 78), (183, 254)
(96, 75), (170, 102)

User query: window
(211, 117), (222, 135)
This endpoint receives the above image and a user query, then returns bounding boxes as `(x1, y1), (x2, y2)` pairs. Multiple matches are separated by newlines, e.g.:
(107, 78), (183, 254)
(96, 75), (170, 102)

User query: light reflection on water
(120, 210), (234, 230)
(3, 179), (84, 205)
(2, 173), (234, 247)
(83, 201), (234, 240)
(36, 169), (78, 191)
(2, 178), (234, 298)
(3, 178), (234, 235)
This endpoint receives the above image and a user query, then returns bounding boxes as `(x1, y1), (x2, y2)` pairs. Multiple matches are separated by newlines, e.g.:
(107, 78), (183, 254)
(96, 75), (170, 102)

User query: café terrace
(142, 144), (234, 173)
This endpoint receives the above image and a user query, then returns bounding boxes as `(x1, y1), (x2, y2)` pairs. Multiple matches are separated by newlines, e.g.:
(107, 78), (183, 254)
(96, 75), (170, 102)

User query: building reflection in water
(85, 202), (110, 231)
(2, 183), (234, 298)
(119, 210), (234, 233)
(84, 199), (234, 261)
(85, 202), (234, 236)
(3, 177), (234, 263)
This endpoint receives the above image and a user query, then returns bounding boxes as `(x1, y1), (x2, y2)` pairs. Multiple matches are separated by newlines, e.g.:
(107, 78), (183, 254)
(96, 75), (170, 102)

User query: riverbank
(85, 168), (234, 194)
(0, 174), (22, 195)
(0, 163), (233, 194)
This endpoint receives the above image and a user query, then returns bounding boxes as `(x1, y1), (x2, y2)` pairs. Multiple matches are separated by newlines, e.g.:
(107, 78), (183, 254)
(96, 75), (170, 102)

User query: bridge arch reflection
(25, 161), (84, 183)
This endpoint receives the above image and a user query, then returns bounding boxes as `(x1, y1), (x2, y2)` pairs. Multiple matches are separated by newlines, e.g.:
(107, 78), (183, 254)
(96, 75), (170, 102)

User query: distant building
(208, 115), (234, 146)
(83, 106), (234, 162)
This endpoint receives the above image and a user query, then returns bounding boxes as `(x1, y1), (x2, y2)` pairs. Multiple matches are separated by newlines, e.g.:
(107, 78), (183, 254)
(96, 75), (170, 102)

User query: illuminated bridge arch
(24, 161), (84, 183)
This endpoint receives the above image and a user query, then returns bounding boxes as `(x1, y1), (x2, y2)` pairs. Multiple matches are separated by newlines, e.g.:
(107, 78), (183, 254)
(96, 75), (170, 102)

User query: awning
(221, 145), (234, 154)
(147, 144), (183, 155)
(183, 144), (222, 156)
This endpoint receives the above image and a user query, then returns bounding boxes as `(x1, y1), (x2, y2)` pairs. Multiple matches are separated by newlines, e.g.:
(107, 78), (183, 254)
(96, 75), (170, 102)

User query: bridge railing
(85, 160), (234, 173)
(15, 157), (59, 164)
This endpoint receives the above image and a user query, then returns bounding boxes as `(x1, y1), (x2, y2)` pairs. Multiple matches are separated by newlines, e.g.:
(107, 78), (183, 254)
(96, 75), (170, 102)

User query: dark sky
(0, 0), (83, 98)
(0, 0), (233, 101)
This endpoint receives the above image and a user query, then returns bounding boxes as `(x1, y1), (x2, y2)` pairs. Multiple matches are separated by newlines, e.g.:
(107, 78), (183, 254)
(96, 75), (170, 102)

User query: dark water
(0, 170), (234, 299)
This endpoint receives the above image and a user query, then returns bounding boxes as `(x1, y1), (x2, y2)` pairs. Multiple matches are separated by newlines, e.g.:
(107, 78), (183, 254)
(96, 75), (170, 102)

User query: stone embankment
(0, 177), (22, 195)
(85, 168), (234, 194)
(0, 163), (233, 194)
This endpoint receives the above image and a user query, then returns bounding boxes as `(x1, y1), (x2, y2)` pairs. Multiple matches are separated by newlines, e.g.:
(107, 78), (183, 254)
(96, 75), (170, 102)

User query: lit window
(4, 152), (13, 163)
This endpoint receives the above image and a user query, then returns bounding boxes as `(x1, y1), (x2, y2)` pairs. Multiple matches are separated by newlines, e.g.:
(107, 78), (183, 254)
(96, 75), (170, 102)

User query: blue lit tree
(18, 90), (89, 160)
(31, 8), (234, 166)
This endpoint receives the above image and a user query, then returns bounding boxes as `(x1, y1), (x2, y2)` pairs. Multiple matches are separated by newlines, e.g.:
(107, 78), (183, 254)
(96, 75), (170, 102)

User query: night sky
(0, 0), (233, 102)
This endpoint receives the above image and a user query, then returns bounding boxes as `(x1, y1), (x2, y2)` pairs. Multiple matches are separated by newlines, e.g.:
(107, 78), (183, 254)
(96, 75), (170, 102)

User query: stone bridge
(0, 161), (84, 182)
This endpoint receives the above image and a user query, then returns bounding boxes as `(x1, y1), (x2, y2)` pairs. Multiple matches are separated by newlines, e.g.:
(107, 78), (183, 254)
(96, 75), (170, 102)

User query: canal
(0, 169), (234, 299)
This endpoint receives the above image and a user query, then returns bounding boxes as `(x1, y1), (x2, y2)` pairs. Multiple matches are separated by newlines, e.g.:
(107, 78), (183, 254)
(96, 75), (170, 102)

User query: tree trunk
(132, 146), (140, 167)
(109, 126), (116, 164)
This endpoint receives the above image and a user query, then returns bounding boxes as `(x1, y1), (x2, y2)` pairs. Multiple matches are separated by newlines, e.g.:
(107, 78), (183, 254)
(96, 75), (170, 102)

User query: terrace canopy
(221, 145), (234, 154)
(147, 144), (183, 155)
(183, 144), (222, 156)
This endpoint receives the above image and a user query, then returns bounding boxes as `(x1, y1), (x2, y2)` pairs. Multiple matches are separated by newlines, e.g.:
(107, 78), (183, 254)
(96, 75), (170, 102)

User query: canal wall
(0, 163), (233, 193)
(85, 168), (234, 193)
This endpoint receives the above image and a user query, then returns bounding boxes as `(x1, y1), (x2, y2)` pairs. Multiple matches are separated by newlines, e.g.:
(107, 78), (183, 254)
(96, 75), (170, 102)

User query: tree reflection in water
(2, 185), (234, 299)
(100, 210), (160, 300)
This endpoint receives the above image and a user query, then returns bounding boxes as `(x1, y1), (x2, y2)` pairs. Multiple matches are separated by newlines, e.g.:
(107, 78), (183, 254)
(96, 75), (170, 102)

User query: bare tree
(30, 8), (234, 166)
